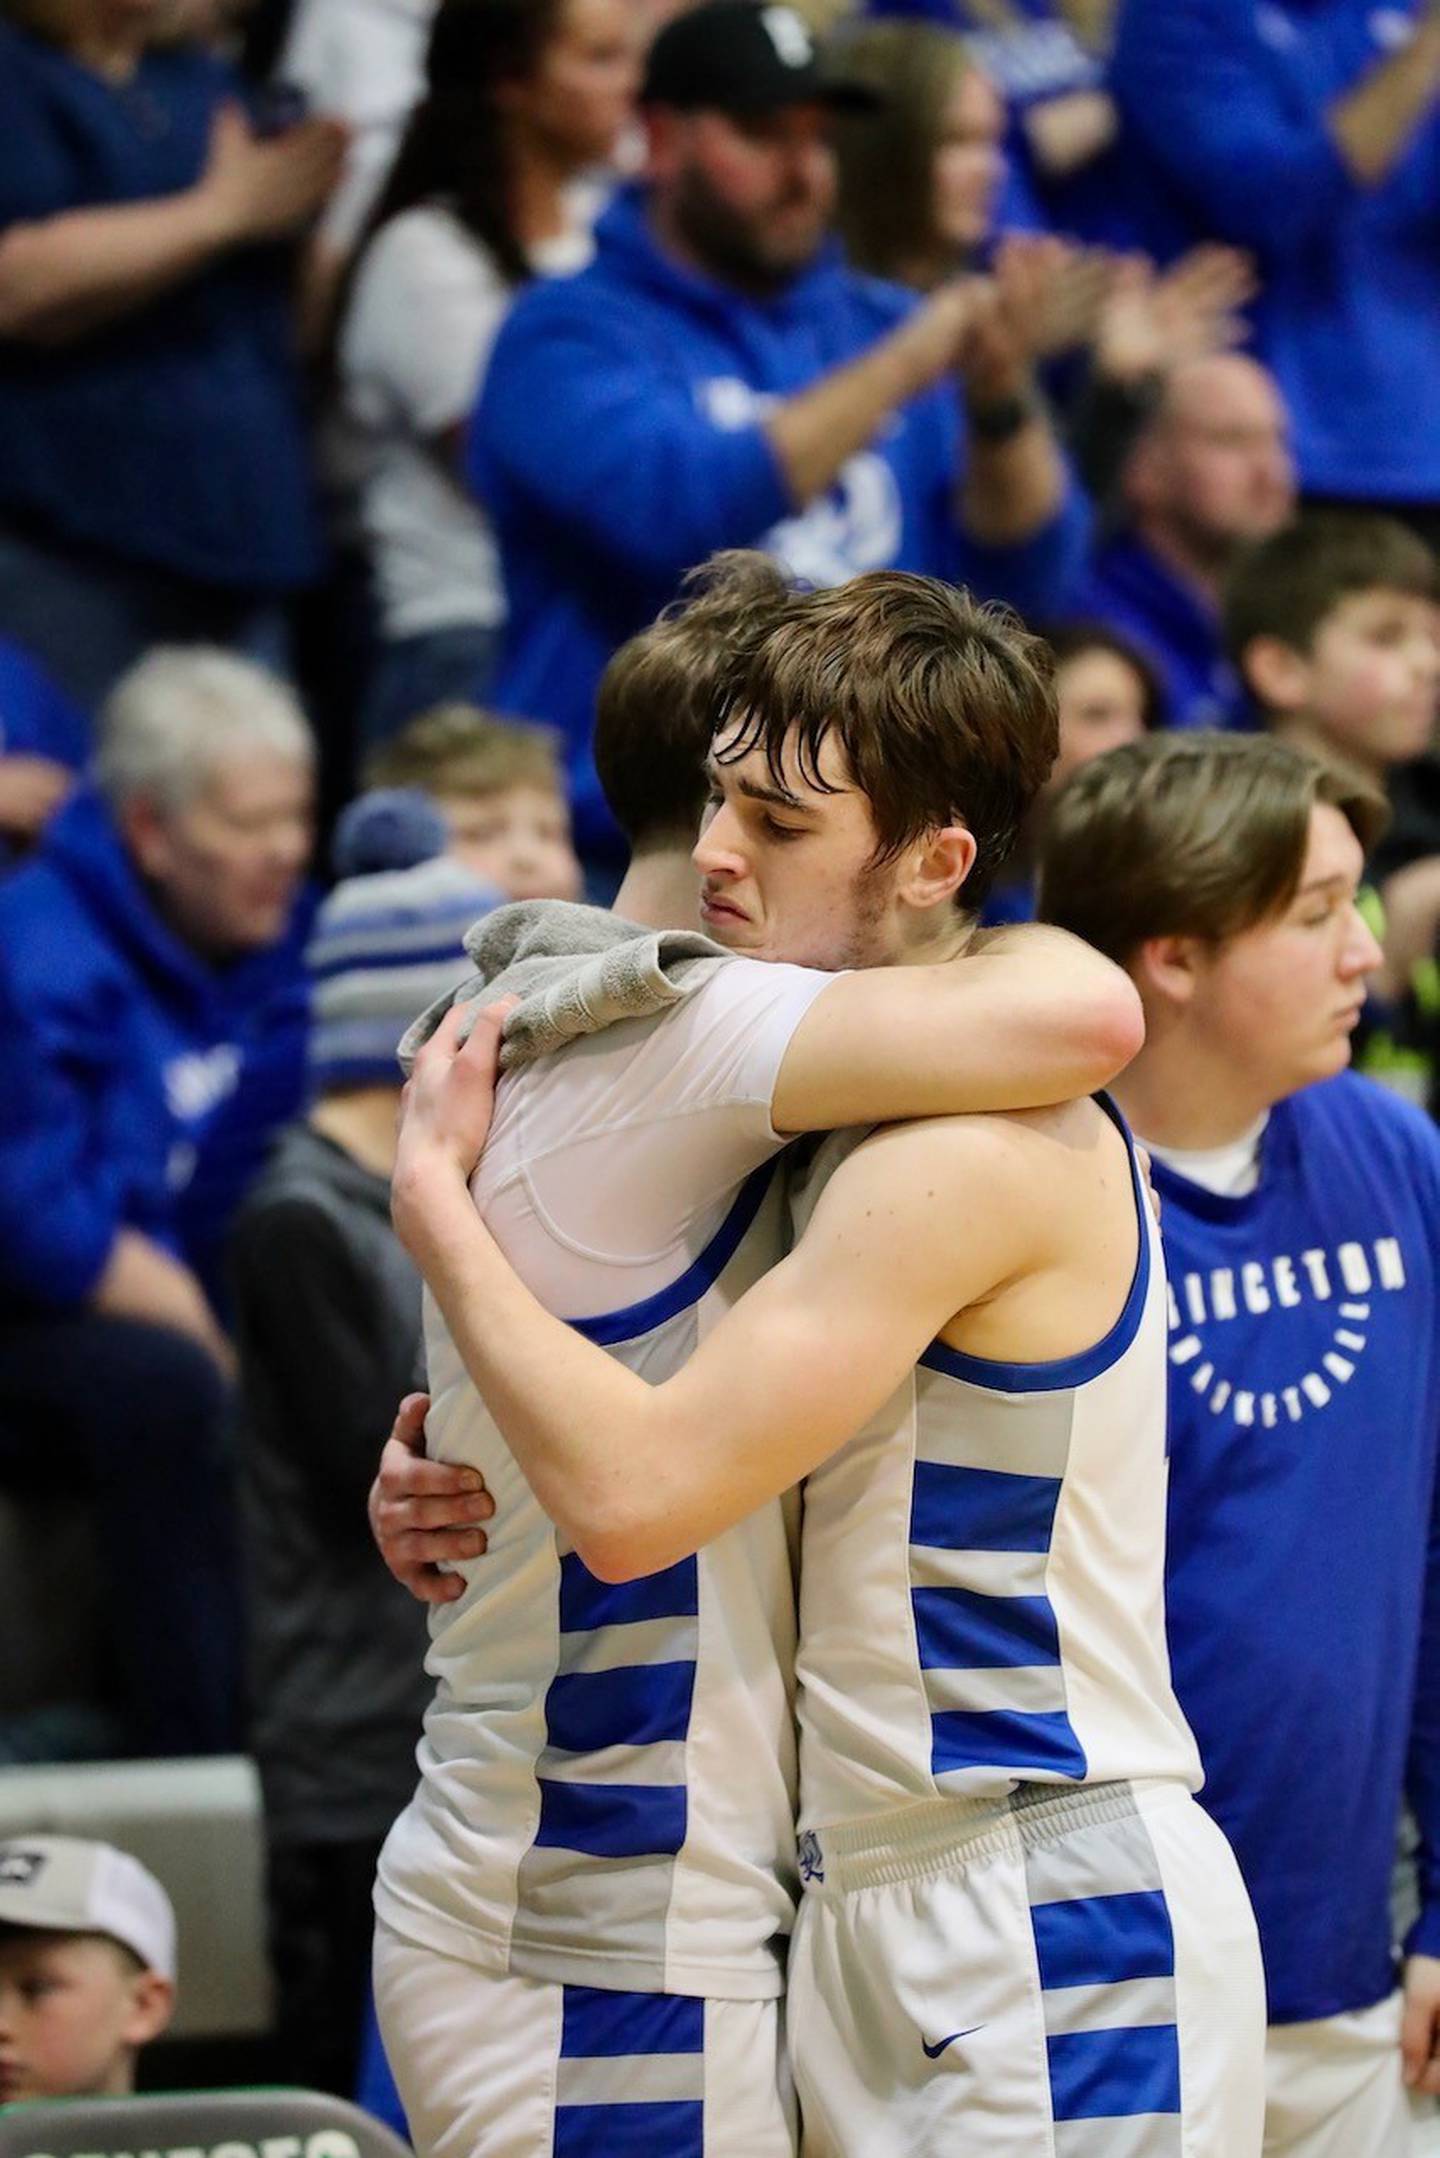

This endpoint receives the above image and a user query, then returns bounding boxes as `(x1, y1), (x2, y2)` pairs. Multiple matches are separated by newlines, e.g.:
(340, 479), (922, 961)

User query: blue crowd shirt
(0, 21), (322, 587)
(1153, 1074), (1440, 2023)
(1109, 0), (1440, 501)
(1072, 533), (1245, 730)
(0, 788), (311, 1315)
(471, 183), (1090, 868)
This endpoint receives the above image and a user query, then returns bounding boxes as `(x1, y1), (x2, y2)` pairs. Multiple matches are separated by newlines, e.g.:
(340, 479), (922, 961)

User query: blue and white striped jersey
(791, 1099), (1202, 1834)
(376, 955), (831, 1997)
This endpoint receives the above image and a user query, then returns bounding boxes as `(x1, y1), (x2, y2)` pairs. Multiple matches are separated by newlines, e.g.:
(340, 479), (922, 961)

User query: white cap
(0, 1837), (176, 1979)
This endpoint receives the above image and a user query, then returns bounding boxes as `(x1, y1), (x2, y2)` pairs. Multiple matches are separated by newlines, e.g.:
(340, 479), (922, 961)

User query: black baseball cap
(641, 1), (881, 117)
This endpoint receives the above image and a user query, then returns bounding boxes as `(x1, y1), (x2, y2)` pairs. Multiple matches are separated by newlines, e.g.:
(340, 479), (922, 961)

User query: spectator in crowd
(471, 0), (1094, 876)
(1223, 510), (1440, 1110)
(279, 0), (439, 263)
(830, 20), (1010, 285)
(1040, 730), (1440, 2157)
(335, 0), (639, 745)
(853, 0), (1125, 238)
(1110, 0), (1440, 534)
(0, 647), (316, 1757)
(0, 1836), (176, 2102)
(826, 19), (1256, 508)
(1074, 352), (1296, 728)
(0, 635), (87, 862)
(230, 827), (496, 2099)
(984, 614), (1162, 922)
(0, 0), (345, 714)
(1225, 512), (1438, 795)
(366, 703), (584, 900)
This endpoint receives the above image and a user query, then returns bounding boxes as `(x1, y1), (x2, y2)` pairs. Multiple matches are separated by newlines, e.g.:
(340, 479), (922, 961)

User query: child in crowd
(984, 616), (1163, 923)
(1225, 511), (1440, 1109)
(365, 705), (583, 902)
(229, 816), (497, 2098)
(0, 1836), (176, 2102)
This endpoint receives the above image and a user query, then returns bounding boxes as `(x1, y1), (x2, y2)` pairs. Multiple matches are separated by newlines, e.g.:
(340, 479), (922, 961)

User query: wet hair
(593, 551), (795, 848)
(716, 571), (1057, 911)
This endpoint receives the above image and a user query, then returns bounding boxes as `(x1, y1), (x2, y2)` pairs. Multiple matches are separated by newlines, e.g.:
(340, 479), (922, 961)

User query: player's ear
(1133, 933), (1205, 1011)
(898, 823), (976, 916)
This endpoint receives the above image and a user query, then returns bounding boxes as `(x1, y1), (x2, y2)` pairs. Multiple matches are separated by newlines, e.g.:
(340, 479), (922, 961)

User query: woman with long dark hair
(336, 0), (638, 745)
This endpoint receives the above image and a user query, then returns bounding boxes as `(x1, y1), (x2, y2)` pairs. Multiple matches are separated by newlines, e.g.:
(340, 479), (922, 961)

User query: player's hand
(396, 995), (518, 1190)
(1402, 1953), (1440, 2092)
(368, 1391), (495, 1604)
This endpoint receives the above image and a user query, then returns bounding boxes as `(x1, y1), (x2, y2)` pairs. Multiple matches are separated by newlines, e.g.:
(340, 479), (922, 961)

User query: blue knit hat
(306, 855), (502, 1092)
(331, 787), (450, 878)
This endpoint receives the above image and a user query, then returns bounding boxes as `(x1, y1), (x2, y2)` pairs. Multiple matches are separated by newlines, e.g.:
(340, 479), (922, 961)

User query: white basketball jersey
(791, 1099), (1202, 1835)
(376, 957), (831, 2000)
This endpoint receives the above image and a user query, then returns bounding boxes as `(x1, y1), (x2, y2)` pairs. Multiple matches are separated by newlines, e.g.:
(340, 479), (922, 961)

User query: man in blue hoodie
(1110, 0), (1440, 529)
(0, 646), (315, 1759)
(472, 0), (1091, 876)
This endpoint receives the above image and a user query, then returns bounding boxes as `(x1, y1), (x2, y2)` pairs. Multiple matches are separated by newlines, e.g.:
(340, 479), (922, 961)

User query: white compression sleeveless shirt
(376, 954), (832, 1998)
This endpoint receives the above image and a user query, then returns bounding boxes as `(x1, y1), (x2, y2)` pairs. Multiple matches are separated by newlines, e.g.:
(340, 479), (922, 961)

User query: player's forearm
(770, 925), (1143, 1133)
(393, 1155), (671, 1553)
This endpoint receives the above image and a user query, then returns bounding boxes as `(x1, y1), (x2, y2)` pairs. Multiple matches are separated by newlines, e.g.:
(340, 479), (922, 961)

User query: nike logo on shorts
(921, 2025), (983, 2059)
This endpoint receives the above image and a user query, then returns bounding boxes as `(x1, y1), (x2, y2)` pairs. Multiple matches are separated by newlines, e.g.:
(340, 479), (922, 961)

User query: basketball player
(372, 564), (1143, 2158)
(392, 577), (1266, 2156)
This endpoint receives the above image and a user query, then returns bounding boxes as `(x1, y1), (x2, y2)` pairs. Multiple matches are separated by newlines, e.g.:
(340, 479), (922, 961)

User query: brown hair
(1036, 730), (1388, 965)
(717, 572), (1058, 910)
(1223, 511), (1437, 686)
(830, 22), (971, 284)
(1042, 618), (1168, 733)
(594, 551), (795, 849)
(365, 705), (563, 802)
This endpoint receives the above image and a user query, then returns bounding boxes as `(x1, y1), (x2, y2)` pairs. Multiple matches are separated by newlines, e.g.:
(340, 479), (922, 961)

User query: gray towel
(399, 899), (732, 1073)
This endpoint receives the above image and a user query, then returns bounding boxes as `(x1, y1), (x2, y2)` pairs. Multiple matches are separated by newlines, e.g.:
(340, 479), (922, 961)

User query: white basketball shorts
(787, 1777), (1266, 2157)
(373, 1916), (796, 2158)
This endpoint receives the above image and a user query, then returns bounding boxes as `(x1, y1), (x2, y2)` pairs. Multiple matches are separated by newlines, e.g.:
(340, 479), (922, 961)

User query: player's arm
(393, 1004), (1039, 1582)
(770, 921), (1143, 1134)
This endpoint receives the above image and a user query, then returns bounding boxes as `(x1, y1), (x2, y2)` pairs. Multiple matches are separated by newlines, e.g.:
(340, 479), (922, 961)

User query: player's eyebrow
(704, 757), (810, 813)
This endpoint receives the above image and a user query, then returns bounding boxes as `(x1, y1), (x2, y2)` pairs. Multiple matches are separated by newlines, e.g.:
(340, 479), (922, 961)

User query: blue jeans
(0, 520), (294, 718)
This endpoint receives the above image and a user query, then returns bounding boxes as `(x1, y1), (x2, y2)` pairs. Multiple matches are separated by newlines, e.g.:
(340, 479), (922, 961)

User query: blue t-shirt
(1109, 0), (1440, 500)
(0, 21), (321, 587)
(1154, 1074), (1440, 2023)
(472, 183), (1090, 869)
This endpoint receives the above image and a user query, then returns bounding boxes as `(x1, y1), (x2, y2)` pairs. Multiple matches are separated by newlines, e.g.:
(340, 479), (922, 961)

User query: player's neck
(613, 848), (701, 932)
(1110, 1032), (1277, 1152)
